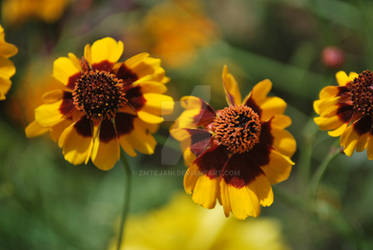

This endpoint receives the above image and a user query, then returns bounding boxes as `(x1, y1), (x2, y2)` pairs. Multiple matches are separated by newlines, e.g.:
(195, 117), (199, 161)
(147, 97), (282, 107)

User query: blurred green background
(2, 0), (373, 249)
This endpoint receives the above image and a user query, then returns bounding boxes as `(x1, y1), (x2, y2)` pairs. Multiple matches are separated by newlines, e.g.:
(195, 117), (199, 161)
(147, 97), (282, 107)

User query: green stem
(116, 155), (132, 250)
(310, 140), (340, 198)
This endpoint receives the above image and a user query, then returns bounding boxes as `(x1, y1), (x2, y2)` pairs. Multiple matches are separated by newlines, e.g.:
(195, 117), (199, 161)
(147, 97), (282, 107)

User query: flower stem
(310, 140), (341, 198)
(116, 155), (132, 250)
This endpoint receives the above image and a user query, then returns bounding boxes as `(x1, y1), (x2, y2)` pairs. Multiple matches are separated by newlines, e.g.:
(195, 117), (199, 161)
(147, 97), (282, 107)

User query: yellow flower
(26, 37), (174, 170)
(109, 194), (289, 250)
(171, 65), (296, 220)
(0, 25), (17, 100)
(2, 0), (70, 24)
(144, 0), (217, 67)
(314, 70), (373, 157)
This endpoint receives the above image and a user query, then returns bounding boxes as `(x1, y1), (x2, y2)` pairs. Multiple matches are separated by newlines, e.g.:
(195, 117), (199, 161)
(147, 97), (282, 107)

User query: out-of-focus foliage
(2, 0), (373, 249)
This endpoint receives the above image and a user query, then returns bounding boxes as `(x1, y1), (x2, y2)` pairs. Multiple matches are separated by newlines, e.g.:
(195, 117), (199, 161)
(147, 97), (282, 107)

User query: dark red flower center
(72, 71), (127, 120)
(349, 70), (373, 117)
(212, 105), (261, 154)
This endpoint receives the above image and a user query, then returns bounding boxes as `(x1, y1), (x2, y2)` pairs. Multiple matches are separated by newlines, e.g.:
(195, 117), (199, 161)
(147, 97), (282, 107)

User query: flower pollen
(72, 70), (127, 120)
(349, 70), (373, 117)
(212, 105), (261, 154)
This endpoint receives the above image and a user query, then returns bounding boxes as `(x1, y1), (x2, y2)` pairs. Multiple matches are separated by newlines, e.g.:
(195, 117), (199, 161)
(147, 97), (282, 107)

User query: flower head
(26, 37), (174, 170)
(314, 70), (373, 157)
(0, 25), (17, 100)
(143, 0), (217, 67)
(171, 66), (296, 219)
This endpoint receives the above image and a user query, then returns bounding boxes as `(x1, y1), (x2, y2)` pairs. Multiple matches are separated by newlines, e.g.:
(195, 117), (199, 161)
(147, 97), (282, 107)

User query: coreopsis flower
(0, 25), (17, 100)
(109, 194), (289, 250)
(2, 0), (70, 25)
(314, 70), (373, 157)
(26, 37), (174, 170)
(171, 66), (296, 219)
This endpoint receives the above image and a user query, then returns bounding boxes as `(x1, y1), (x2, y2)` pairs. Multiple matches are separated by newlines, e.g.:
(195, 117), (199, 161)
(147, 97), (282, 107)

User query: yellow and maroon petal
(171, 128), (212, 165)
(194, 143), (230, 179)
(171, 96), (216, 130)
(53, 55), (81, 89)
(91, 119), (120, 170)
(124, 118), (157, 155)
(222, 65), (241, 106)
(58, 117), (94, 165)
(245, 79), (272, 106)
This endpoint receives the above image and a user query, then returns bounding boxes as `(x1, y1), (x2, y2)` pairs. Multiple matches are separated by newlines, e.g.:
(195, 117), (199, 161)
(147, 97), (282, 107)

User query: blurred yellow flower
(170, 65), (296, 220)
(314, 70), (373, 158)
(8, 59), (61, 125)
(26, 37), (174, 170)
(109, 194), (289, 250)
(2, 0), (70, 24)
(143, 0), (217, 67)
(0, 25), (17, 100)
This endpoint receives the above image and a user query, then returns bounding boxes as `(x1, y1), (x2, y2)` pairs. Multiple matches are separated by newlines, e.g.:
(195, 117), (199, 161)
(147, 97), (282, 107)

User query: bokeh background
(1, 0), (373, 249)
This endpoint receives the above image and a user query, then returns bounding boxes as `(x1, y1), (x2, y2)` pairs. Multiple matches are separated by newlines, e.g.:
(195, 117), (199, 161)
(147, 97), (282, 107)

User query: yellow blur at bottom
(108, 194), (289, 250)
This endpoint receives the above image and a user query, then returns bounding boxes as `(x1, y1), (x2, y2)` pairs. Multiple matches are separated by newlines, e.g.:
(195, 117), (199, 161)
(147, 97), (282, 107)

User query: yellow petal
(118, 136), (137, 157)
(0, 57), (16, 79)
(260, 97), (287, 121)
(35, 101), (65, 127)
(58, 122), (93, 165)
(0, 77), (11, 100)
(348, 72), (359, 81)
(271, 114), (292, 129)
(142, 93), (174, 116)
(366, 136), (373, 160)
(133, 80), (167, 94)
(328, 123), (348, 137)
(249, 79), (272, 105)
(248, 174), (274, 207)
(125, 119), (157, 155)
(356, 133), (369, 152)
(137, 110), (164, 124)
(42, 89), (64, 103)
(91, 123), (120, 170)
(192, 175), (218, 209)
(261, 150), (294, 184)
(272, 128), (297, 157)
(219, 180), (232, 217)
(313, 97), (339, 116)
(222, 65), (241, 105)
(25, 121), (49, 138)
(90, 37), (124, 64)
(319, 86), (339, 99)
(184, 165), (201, 194)
(342, 127), (359, 157)
(228, 185), (260, 219)
(53, 56), (81, 85)
(336, 71), (350, 86)
(0, 25), (18, 58)
(314, 116), (344, 131)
